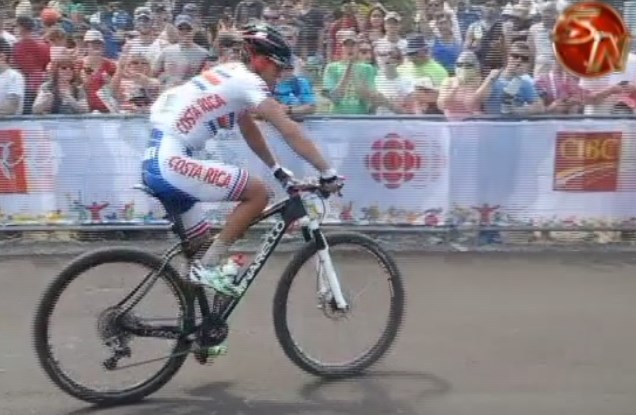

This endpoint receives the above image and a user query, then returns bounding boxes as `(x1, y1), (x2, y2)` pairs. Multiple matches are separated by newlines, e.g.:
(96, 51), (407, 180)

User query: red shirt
(12, 37), (50, 92)
(77, 59), (117, 113)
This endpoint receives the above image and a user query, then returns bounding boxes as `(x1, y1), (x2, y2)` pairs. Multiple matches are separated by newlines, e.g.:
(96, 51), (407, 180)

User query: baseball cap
(84, 29), (104, 42)
(384, 11), (401, 22)
(183, 3), (198, 13)
(405, 33), (429, 54)
(338, 29), (357, 44)
(174, 14), (194, 28)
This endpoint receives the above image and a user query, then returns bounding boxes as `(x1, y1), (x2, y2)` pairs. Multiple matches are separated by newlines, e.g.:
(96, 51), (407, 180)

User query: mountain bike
(33, 178), (405, 406)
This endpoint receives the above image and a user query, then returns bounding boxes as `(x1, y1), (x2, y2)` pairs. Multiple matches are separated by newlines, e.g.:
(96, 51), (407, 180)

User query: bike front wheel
(272, 232), (405, 379)
(33, 248), (194, 406)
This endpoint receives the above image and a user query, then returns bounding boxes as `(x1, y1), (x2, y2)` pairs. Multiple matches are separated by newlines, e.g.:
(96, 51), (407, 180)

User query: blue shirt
(431, 38), (462, 74)
(274, 76), (316, 106)
(484, 76), (539, 115)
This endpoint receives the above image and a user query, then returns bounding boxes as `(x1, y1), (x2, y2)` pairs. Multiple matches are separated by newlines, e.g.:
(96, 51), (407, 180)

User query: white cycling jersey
(149, 61), (271, 151)
(142, 62), (272, 237)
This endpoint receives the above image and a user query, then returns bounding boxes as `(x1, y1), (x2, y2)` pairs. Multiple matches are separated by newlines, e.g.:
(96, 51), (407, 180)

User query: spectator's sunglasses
(358, 46), (372, 54)
(456, 62), (475, 68)
(510, 53), (530, 62)
(177, 25), (193, 32)
(128, 59), (149, 66)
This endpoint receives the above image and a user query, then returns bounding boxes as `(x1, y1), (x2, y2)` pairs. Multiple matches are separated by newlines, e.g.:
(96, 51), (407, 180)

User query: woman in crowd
(32, 57), (89, 115)
(110, 45), (162, 113)
(437, 50), (482, 120)
(364, 4), (387, 43)
(357, 37), (379, 78)
(77, 29), (117, 112)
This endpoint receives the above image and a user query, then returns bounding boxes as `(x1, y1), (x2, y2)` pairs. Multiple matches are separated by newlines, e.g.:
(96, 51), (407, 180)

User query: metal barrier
(0, 114), (634, 242)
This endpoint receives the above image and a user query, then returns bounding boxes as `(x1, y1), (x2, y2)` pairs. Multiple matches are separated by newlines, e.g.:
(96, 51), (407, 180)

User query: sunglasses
(510, 53), (530, 62)
(359, 48), (372, 53)
(177, 25), (192, 32)
(58, 65), (73, 70)
(129, 60), (148, 65)
(456, 62), (474, 68)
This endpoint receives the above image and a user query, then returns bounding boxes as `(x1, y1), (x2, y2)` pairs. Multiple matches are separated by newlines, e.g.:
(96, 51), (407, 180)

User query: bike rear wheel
(272, 232), (405, 378)
(33, 248), (194, 406)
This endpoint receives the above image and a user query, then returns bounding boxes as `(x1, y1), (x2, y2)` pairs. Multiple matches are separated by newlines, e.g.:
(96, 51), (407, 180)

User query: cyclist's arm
(237, 110), (277, 169)
(254, 97), (332, 173)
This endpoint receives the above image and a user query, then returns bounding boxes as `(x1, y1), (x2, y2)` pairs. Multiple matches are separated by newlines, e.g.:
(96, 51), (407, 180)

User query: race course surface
(1, 251), (636, 415)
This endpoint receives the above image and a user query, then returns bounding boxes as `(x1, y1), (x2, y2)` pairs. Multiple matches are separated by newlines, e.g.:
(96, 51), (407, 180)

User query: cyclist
(142, 23), (340, 298)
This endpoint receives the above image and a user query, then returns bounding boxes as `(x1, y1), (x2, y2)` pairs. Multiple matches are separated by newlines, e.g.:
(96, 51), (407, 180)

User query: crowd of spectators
(1, 0), (636, 120)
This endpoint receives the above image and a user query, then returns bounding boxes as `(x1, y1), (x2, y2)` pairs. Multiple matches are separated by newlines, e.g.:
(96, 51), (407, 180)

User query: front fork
(299, 216), (349, 310)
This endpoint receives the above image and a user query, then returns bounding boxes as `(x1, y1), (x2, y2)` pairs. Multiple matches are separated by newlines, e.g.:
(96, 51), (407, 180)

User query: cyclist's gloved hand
(271, 164), (295, 191)
(319, 168), (344, 198)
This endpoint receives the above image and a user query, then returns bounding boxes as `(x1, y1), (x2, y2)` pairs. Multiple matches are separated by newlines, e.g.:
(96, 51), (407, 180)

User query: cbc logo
(558, 137), (620, 161)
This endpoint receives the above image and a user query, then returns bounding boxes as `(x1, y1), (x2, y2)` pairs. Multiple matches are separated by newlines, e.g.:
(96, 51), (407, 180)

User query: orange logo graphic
(0, 130), (27, 194)
(553, 132), (621, 192)
(552, 1), (630, 78)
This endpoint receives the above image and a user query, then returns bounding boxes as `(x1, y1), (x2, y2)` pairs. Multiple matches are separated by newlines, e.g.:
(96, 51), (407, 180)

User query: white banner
(0, 116), (634, 228)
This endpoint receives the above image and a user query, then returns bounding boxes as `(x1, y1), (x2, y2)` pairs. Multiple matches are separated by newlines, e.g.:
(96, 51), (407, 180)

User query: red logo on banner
(365, 133), (422, 189)
(553, 131), (621, 191)
(0, 130), (27, 194)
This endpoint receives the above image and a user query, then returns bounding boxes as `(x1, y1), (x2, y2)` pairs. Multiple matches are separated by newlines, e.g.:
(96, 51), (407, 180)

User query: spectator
(152, 14), (208, 88)
(32, 56), (89, 115)
(12, 15), (50, 115)
(322, 30), (376, 114)
(357, 38), (378, 77)
(431, 13), (462, 75)
(374, 45), (413, 114)
(44, 26), (68, 65)
(215, 30), (242, 64)
(364, 4), (387, 44)
(15, 0), (33, 18)
(0, 13), (17, 46)
(471, 41), (544, 115)
(373, 11), (407, 71)
(278, 0), (300, 26)
(274, 62), (316, 116)
(234, 0), (265, 27)
(437, 50), (482, 120)
(126, 8), (156, 59)
(297, 0), (325, 62)
(454, 0), (481, 40)
(527, 1), (557, 77)
(504, 5), (532, 43)
(329, 2), (360, 61)
(0, 37), (25, 116)
(111, 45), (161, 113)
(421, 0), (462, 44)
(217, 7), (236, 32)
(404, 77), (443, 115)
(465, 0), (506, 77)
(181, 3), (211, 49)
(68, 24), (89, 59)
(398, 33), (448, 87)
(277, 25), (304, 75)
(78, 29), (117, 112)
(149, 2), (171, 34)
(535, 63), (585, 115)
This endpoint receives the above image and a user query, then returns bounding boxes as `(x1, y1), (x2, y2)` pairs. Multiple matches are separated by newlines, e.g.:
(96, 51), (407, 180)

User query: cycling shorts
(141, 128), (249, 237)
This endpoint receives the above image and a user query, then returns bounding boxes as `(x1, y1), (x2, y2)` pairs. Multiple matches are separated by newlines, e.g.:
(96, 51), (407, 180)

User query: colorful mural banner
(0, 116), (635, 228)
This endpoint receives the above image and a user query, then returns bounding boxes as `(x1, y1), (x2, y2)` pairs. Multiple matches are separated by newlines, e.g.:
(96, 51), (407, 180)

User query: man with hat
(125, 7), (155, 59)
(152, 14), (208, 87)
(398, 33), (448, 87)
(322, 29), (377, 114)
(373, 11), (407, 71)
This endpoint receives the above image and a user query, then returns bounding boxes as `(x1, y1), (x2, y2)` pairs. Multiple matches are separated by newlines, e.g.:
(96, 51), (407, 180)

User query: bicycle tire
(272, 232), (406, 378)
(33, 247), (194, 406)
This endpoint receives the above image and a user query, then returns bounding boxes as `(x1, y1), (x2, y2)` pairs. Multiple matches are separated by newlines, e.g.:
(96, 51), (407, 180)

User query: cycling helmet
(240, 23), (292, 68)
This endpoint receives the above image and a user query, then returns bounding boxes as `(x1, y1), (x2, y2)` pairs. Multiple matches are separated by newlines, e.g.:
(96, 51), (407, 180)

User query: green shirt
(322, 61), (376, 114)
(397, 59), (449, 86)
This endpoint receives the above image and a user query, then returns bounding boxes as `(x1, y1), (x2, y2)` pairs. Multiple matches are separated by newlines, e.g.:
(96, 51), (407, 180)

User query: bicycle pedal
(193, 345), (227, 365)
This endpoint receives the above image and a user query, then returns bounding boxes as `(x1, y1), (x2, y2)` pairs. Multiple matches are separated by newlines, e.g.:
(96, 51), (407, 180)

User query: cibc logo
(552, 1), (630, 78)
(553, 131), (622, 191)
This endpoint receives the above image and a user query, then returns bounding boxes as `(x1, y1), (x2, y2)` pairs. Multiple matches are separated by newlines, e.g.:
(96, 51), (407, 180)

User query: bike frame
(121, 188), (348, 342)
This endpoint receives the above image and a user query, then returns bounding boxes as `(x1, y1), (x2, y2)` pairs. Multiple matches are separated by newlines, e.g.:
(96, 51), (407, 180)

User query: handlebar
(285, 176), (345, 198)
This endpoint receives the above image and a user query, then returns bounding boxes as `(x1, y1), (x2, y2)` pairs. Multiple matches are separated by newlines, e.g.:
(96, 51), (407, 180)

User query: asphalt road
(1, 250), (636, 415)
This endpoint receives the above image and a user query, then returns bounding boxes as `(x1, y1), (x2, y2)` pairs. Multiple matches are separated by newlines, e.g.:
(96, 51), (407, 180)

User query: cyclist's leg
(155, 136), (268, 294)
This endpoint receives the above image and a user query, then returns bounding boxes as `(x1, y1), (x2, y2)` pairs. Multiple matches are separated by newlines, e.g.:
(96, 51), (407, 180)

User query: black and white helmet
(240, 23), (293, 68)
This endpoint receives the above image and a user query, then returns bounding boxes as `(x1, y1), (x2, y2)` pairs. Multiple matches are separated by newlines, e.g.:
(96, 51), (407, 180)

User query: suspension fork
(299, 216), (348, 310)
